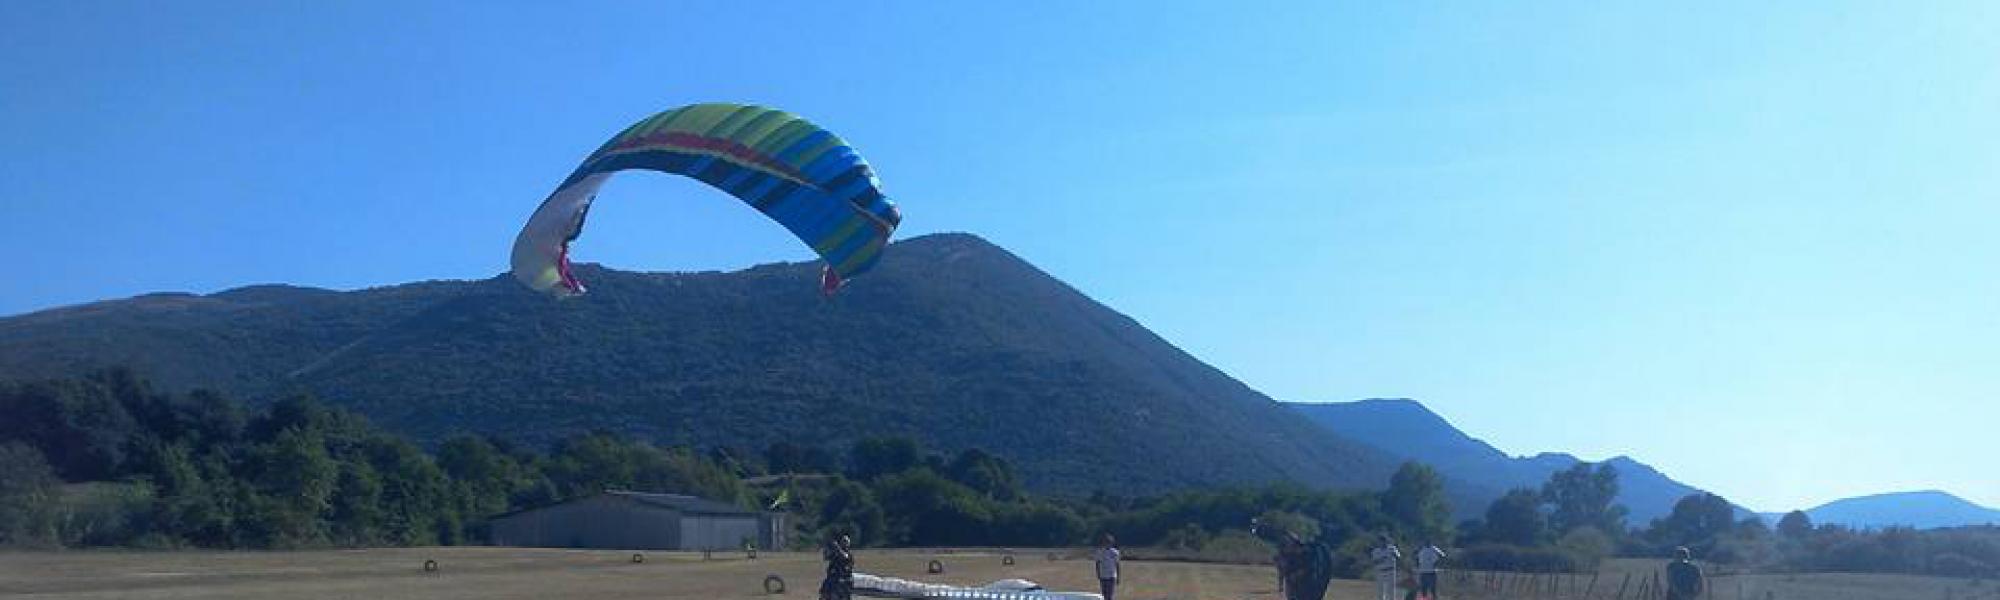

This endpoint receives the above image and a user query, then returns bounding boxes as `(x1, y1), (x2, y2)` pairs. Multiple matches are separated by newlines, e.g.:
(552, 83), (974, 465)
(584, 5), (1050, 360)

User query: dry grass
(1440, 558), (1995, 600)
(0, 549), (1984, 600)
(0, 547), (1367, 600)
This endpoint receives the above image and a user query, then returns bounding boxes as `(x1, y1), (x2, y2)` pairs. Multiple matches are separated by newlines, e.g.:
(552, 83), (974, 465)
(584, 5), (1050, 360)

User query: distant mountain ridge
(0, 233), (1407, 496)
(1287, 398), (1734, 523)
(1782, 491), (2000, 530)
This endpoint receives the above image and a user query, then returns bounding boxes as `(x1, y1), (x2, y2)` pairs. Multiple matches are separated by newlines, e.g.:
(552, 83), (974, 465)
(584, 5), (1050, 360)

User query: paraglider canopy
(511, 103), (902, 296)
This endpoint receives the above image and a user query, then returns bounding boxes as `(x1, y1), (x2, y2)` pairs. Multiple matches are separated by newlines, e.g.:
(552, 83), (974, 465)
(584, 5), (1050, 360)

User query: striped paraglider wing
(511, 103), (902, 296)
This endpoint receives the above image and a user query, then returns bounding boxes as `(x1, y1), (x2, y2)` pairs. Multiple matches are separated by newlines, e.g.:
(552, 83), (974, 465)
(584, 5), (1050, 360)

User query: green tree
(765, 442), (837, 475)
(946, 448), (1021, 501)
(0, 378), (139, 480)
(872, 469), (992, 546)
(544, 433), (644, 496)
(259, 427), (339, 546)
(1382, 461), (1453, 542)
(1541, 462), (1627, 535)
(1484, 488), (1547, 546)
(815, 476), (887, 546)
(1648, 493), (1737, 551)
(991, 502), (1085, 546)
(1776, 510), (1813, 538)
(365, 436), (455, 546)
(848, 437), (922, 482)
(328, 461), (384, 545)
(438, 435), (525, 519)
(178, 389), (246, 447)
(0, 442), (61, 546)
(135, 440), (231, 547)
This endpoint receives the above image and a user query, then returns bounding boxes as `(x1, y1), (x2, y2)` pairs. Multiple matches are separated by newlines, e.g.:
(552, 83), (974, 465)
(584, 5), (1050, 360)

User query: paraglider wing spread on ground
(853, 573), (1102, 600)
(511, 103), (902, 296)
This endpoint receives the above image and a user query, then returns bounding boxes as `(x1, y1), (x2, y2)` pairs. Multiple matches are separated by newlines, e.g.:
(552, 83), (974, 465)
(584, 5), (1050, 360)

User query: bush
(57, 482), (155, 547)
(1932, 553), (1994, 578)
(1159, 523), (1210, 551)
(1127, 528), (1274, 564)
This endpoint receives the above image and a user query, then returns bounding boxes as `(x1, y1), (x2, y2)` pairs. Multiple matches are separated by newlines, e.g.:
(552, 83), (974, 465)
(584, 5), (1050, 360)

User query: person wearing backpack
(1666, 547), (1706, 600)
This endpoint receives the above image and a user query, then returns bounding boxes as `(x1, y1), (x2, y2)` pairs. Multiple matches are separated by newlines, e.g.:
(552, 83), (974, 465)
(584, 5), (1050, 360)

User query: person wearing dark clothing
(821, 535), (854, 600)
(1276, 535), (1304, 600)
(1666, 547), (1706, 600)
(1278, 533), (1334, 600)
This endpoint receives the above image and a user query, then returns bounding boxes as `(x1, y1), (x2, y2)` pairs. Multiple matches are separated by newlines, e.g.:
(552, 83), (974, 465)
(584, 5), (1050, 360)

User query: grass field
(1445, 559), (1999, 600)
(0, 549), (1987, 600)
(0, 547), (1349, 600)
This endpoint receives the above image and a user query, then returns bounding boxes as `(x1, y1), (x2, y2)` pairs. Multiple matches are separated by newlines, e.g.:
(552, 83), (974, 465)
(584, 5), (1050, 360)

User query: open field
(0, 547), (1347, 600)
(1445, 559), (1999, 600)
(0, 549), (1989, 600)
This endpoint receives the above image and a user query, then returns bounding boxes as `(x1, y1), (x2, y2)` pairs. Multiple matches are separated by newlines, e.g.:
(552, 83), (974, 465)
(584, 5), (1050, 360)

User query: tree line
(0, 370), (750, 548)
(0, 370), (1455, 559)
(1448, 462), (1999, 579)
(2, 370), (1992, 580)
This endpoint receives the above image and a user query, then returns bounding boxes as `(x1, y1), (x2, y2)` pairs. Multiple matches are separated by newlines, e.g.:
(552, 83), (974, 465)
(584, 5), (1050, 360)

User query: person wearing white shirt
(1093, 533), (1121, 600)
(1415, 541), (1447, 600)
(1369, 534), (1402, 600)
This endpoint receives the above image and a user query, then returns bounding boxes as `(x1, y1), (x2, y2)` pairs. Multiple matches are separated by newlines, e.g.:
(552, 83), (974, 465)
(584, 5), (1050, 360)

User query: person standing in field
(1093, 533), (1121, 600)
(1370, 533), (1403, 600)
(1274, 531), (1333, 600)
(1666, 547), (1706, 600)
(1275, 533), (1303, 600)
(1414, 540), (1447, 600)
(820, 534), (854, 600)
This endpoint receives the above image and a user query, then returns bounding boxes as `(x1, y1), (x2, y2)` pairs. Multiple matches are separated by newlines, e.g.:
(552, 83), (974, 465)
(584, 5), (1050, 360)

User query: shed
(488, 490), (786, 551)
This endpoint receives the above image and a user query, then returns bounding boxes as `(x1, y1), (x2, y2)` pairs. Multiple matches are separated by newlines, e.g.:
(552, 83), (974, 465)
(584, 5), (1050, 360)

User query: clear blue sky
(4, 1), (1995, 512)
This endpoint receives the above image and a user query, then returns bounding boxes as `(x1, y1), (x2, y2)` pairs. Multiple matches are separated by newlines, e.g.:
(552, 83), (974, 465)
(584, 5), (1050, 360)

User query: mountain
(1287, 398), (1728, 523)
(1795, 491), (2000, 530)
(0, 233), (1406, 495)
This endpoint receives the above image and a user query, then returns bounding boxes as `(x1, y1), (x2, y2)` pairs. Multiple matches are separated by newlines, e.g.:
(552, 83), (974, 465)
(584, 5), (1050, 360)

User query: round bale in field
(1003, 555), (1015, 566)
(764, 574), (787, 594)
(422, 559), (438, 572)
(632, 553), (645, 564)
(927, 559), (945, 574)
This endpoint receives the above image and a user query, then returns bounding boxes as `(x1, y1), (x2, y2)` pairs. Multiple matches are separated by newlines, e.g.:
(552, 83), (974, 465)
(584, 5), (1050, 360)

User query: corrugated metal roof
(605, 490), (758, 516)
(486, 490), (761, 521)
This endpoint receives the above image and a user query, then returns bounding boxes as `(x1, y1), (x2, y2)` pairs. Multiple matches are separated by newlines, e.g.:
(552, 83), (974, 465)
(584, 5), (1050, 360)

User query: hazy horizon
(5, 1), (1995, 511)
